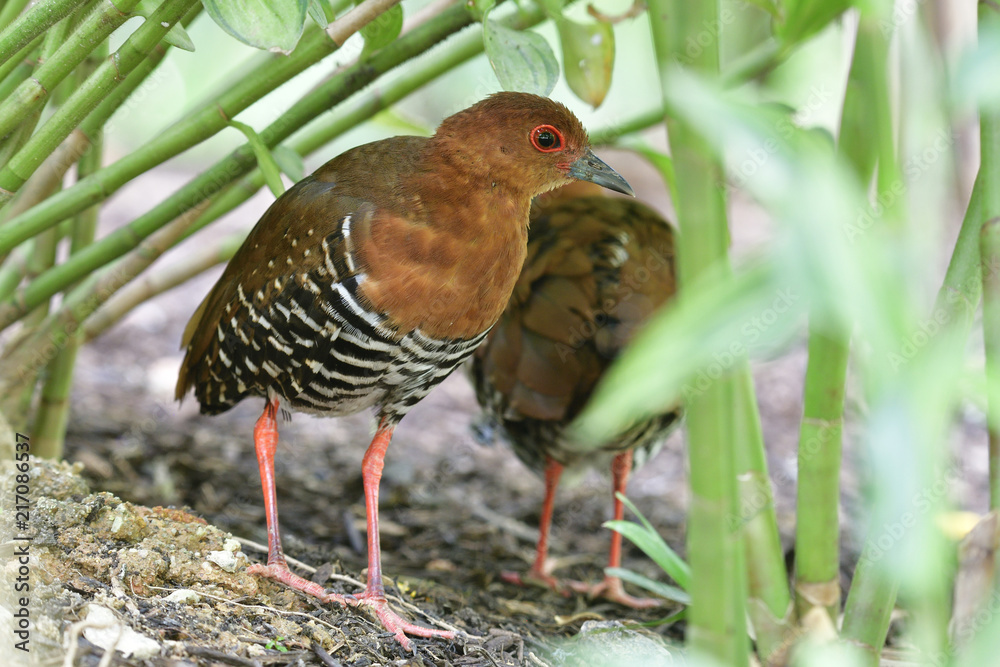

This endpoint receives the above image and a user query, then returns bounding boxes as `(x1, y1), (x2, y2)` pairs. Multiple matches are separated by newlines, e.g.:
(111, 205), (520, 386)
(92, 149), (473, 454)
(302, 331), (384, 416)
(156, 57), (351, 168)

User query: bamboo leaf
(605, 504), (691, 591)
(203, 0), (307, 53)
(308, 0), (331, 28)
(557, 18), (614, 107)
(135, 0), (195, 51)
(360, 2), (402, 55)
(777, 0), (852, 45)
(605, 567), (691, 605)
(229, 120), (285, 197)
(483, 19), (558, 96)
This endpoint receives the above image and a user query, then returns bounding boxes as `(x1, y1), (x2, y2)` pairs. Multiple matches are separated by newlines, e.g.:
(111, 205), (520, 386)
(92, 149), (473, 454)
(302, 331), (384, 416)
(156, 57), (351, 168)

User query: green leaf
(229, 120), (286, 197)
(272, 146), (305, 183)
(203, 0), (308, 53)
(134, 0), (195, 52)
(605, 567), (691, 605)
(538, 0), (565, 18)
(626, 142), (677, 206)
(776, 0), (852, 45)
(607, 492), (692, 590)
(308, 0), (331, 28)
(557, 18), (614, 107)
(483, 19), (559, 96)
(359, 3), (402, 56)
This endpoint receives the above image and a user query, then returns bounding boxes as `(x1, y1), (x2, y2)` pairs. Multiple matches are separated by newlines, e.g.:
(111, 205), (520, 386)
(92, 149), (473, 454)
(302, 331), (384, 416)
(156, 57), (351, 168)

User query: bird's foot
(500, 569), (571, 596)
(566, 576), (662, 609)
(338, 591), (457, 651)
(249, 562), (455, 651)
(247, 562), (331, 600)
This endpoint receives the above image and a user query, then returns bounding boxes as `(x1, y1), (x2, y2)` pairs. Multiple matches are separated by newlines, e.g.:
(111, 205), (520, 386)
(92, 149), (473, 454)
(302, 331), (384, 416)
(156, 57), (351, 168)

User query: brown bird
(175, 93), (632, 649)
(472, 182), (680, 608)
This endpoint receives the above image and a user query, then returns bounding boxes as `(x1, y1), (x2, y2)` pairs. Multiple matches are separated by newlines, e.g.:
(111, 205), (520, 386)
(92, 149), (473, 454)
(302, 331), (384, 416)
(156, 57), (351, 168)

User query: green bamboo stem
(791, 11), (881, 624)
(0, 0), (32, 34)
(981, 3), (1000, 511)
(841, 552), (900, 666)
(0, 35), (45, 119)
(31, 45), (107, 460)
(793, 325), (848, 619)
(1, 198), (207, 409)
(934, 169), (984, 330)
(83, 230), (246, 341)
(650, 0), (748, 664)
(0, 0), (196, 203)
(0, 1), (479, 331)
(983, 219), (1000, 509)
(0, 0), (408, 254)
(0, 240), (32, 299)
(733, 364), (792, 663)
(0, 0), (85, 70)
(0, 0), (141, 142)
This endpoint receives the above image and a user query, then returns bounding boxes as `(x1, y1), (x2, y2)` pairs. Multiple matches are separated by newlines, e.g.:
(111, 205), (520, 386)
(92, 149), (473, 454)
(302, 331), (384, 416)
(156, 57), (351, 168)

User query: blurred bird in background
(472, 181), (681, 608)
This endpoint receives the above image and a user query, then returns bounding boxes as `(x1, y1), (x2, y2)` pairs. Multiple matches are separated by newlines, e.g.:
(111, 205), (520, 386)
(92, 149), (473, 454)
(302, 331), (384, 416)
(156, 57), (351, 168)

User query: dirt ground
(1, 153), (990, 666)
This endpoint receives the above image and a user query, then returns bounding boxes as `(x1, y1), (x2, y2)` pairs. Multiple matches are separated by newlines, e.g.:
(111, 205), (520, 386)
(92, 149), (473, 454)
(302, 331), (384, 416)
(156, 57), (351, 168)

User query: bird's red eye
(530, 125), (563, 153)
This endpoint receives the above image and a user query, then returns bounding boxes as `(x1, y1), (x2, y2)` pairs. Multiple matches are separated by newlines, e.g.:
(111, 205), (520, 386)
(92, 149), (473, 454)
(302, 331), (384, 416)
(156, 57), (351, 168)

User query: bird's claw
(340, 592), (457, 651)
(502, 568), (661, 609)
(501, 569), (571, 597)
(566, 577), (662, 609)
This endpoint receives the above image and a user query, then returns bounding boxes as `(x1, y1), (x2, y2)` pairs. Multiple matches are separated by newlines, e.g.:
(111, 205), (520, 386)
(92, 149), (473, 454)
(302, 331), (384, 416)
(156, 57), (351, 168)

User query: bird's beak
(568, 149), (634, 197)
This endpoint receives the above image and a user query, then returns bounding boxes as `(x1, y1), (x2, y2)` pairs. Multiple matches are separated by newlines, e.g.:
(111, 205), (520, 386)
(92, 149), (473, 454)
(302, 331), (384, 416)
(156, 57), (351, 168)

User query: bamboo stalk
(648, 0), (748, 664)
(0, 0), (32, 35)
(841, 553), (899, 666)
(32, 47), (107, 460)
(0, 240), (32, 299)
(734, 365), (792, 663)
(0, 38), (40, 105)
(83, 231), (246, 341)
(983, 219), (1000, 509)
(0, 0), (85, 70)
(0, 0), (424, 253)
(791, 10), (881, 624)
(793, 326), (848, 619)
(0, 1), (481, 330)
(0, 0), (141, 141)
(0, 0), (197, 203)
(981, 3), (1000, 511)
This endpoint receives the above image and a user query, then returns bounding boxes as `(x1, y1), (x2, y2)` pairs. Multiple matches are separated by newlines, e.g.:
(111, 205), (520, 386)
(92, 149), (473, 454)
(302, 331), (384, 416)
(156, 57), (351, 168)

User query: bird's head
(431, 92), (633, 198)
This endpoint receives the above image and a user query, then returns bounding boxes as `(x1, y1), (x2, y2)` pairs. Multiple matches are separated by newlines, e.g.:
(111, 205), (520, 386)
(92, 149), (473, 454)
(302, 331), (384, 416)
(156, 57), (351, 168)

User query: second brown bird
(472, 182), (681, 608)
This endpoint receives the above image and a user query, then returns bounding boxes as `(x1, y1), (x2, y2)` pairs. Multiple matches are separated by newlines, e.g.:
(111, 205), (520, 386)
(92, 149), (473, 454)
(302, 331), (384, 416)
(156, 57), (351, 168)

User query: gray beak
(568, 148), (634, 196)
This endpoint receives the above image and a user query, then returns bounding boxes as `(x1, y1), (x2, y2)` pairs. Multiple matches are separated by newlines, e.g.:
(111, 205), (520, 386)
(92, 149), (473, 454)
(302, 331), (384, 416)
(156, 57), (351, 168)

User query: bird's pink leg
(247, 398), (331, 599)
(338, 417), (457, 650)
(502, 458), (570, 594)
(248, 409), (455, 650)
(568, 450), (661, 608)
